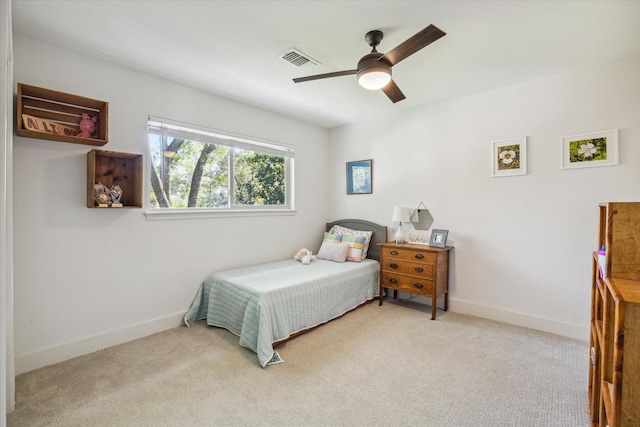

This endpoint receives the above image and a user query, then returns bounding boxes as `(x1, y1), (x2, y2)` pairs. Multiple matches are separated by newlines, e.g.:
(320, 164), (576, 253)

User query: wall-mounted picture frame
(429, 229), (448, 248)
(561, 129), (618, 170)
(346, 159), (372, 195)
(491, 137), (527, 177)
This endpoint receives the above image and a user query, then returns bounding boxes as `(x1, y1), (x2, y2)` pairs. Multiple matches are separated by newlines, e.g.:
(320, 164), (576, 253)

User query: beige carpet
(8, 299), (590, 426)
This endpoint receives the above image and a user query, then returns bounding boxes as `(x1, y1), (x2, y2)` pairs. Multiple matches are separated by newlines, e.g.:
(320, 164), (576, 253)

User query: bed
(184, 219), (387, 367)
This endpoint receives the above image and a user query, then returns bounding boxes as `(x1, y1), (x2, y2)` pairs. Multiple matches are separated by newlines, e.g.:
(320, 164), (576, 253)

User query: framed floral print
(561, 130), (618, 170)
(492, 137), (527, 177)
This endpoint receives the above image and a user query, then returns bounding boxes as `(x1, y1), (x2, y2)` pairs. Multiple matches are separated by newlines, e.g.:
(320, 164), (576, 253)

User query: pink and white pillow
(328, 225), (373, 261)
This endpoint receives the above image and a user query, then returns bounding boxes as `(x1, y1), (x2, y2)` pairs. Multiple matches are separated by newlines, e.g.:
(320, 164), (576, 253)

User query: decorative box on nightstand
(378, 242), (452, 319)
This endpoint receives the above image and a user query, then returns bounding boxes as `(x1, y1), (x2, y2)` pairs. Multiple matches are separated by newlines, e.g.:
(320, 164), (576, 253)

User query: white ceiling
(11, 0), (640, 129)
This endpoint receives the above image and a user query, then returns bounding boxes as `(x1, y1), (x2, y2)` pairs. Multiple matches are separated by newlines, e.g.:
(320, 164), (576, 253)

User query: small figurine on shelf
(110, 184), (123, 208)
(94, 182), (111, 207)
(77, 113), (97, 138)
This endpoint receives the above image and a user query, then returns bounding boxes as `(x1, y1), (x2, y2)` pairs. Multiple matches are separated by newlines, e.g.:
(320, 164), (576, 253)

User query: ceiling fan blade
(293, 69), (357, 83)
(380, 24), (446, 66)
(381, 79), (406, 103)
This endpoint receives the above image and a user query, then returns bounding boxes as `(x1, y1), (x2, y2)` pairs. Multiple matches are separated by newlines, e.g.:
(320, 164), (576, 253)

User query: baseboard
(394, 294), (589, 341)
(15, 299), (590, 374)
(448, 298), (589, 342)
(15, 312), (186, 375)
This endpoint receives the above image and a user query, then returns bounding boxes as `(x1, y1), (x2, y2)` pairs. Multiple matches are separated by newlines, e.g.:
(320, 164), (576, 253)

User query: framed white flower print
(491, 137), (527, 177)
(561, 130), (618, 170)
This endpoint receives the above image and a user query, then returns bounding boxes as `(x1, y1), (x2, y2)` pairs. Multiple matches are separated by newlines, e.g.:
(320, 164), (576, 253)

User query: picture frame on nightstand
(429, 229), (448, 248)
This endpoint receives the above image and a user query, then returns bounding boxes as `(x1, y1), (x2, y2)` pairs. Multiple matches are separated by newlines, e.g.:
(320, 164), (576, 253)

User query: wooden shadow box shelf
(17, 83), (109, 146)
(87, 150), (143, 209)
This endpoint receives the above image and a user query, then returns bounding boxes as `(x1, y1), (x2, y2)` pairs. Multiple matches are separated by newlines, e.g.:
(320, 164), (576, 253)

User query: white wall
(329, 55), (640, 340)
(12, 35), (330, 374)
(12, 31), (640, 374)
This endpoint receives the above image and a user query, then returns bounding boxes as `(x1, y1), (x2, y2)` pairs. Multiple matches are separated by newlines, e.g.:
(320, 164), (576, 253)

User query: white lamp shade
(358, 69), (391, 90)
(392, 206), (411, 223)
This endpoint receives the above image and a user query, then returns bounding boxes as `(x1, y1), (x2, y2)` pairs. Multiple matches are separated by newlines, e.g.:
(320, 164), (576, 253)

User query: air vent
(280, 48), (321, 69)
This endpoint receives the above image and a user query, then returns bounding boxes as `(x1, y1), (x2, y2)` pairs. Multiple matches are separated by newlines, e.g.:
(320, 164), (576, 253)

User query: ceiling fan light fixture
(358, 68), (391, 90)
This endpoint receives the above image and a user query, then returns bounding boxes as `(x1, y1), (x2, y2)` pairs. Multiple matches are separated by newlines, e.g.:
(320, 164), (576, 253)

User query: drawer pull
(415, 253), (424, 259)
(389, 278), (398, 284)
(390, 250), (399, 256)
(390, 263), (398, 269)
(414, 283), (424, 289)
(414, 267), (424, 273)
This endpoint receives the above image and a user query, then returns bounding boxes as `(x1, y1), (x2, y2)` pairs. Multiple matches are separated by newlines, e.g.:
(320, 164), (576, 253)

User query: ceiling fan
(293, 24), (446, 103)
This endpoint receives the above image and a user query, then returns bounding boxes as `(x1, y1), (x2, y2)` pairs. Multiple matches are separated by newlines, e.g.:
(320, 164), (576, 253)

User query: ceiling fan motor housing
(357, 52), (392, 89)
(357, 52), (391, 72)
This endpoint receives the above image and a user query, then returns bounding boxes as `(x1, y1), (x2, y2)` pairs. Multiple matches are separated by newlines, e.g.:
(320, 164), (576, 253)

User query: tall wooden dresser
(589, 202), (640, 426)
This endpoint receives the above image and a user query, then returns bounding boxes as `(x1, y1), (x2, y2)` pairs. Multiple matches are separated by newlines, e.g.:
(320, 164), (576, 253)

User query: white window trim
(145, 207), (296, 221)
(145, 117), (295, 219)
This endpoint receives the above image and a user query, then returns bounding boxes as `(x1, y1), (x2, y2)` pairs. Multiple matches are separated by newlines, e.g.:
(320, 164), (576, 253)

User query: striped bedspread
(184, 258), (380, 367)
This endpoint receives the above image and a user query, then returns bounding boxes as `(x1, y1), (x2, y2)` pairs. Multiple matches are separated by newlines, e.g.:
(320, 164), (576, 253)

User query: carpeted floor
(8, 299), (590, 426)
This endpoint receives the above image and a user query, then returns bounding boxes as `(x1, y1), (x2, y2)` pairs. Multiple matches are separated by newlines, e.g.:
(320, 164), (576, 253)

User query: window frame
(145, 117), (295, 220)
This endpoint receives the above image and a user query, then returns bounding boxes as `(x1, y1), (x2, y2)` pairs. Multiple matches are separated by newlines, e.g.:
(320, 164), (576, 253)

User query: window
(147, 117), (294, 216)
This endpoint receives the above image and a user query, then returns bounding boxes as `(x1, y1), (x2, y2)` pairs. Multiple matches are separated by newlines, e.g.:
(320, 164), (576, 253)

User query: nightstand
(378, 242), (452, 319)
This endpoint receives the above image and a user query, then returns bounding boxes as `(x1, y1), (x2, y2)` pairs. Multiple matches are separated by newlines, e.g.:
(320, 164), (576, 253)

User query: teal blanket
(184, 259), (379, 367)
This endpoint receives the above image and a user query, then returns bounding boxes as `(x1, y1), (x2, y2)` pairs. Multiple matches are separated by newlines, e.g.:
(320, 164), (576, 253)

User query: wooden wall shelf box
(87, 150), (143, 209)
(16, 83), (109, 146)
(589, 202), (640, 426)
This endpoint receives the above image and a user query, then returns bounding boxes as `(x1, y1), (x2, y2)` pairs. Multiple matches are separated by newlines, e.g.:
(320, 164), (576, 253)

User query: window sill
(144, 208), (296, 221)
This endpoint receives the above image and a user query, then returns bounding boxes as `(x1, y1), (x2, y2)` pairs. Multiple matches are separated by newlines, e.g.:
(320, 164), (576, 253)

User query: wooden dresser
(378, 242), (452, 319)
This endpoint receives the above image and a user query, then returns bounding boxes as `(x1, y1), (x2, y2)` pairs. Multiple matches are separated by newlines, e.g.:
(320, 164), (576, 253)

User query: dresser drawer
(381, 259), (434, 279)
(381, 272), (435, 297)
(381, 246), (436, 264)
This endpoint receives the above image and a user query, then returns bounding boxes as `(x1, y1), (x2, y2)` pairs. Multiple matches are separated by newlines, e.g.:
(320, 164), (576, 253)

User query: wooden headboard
(326, 219), (388, 261)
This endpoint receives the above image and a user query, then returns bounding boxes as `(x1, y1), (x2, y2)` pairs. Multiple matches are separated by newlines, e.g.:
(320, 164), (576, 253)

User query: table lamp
(392, 206), (411, 243)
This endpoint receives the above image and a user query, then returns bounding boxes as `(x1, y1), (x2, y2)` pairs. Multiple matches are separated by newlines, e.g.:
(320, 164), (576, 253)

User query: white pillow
(316, 241), (350, 262)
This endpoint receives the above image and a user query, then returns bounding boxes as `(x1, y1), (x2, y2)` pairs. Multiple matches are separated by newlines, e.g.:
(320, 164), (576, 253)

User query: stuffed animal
(294, 248), (316, 265)
(77, 113), (97, 138)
